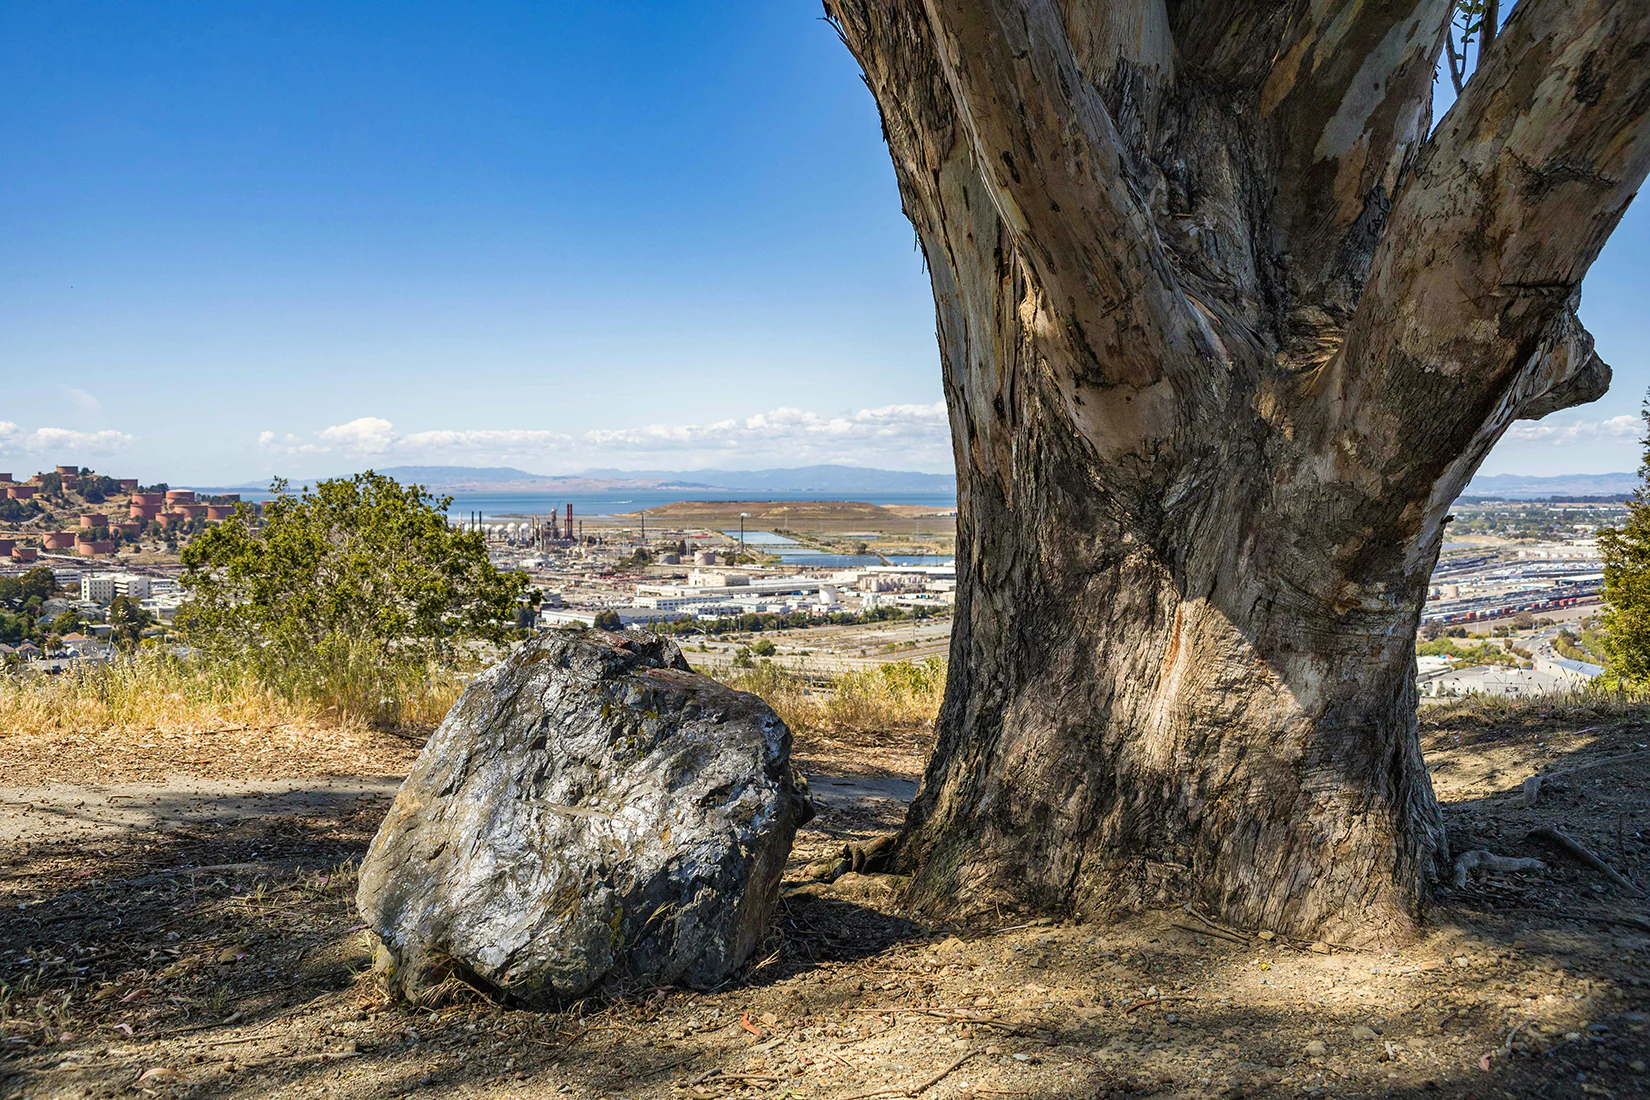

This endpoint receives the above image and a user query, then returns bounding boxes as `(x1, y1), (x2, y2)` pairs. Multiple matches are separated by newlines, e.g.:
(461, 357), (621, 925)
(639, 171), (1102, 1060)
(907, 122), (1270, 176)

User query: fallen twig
(115, 863), (288, 888)
(1527, 826), (1644, 896)
(920, 1009), (1025, 1034)
(1172, 921), (1247, 945)
(840, 1048), (981, 1099)
(1180, 905), (1251, 941)
(1122, 995), (1197, 1015)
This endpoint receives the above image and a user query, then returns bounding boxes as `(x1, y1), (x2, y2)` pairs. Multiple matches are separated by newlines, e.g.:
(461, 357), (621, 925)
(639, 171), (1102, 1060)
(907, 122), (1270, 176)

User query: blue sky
(1, 2), (1644, 485)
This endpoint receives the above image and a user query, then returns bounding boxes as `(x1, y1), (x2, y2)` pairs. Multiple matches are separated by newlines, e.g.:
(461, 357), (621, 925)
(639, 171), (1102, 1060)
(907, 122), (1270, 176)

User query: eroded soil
(1, 703), (1647, 1100)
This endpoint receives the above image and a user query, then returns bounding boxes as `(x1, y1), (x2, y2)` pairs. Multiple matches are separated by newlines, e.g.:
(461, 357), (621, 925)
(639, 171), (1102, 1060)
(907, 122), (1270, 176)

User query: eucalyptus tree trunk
(826, 0), (1650, 942)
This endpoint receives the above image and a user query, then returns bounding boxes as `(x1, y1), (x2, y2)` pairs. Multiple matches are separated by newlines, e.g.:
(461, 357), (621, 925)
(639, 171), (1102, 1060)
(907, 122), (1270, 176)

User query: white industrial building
(1421, 664), (1571, 698)
(80, 572), (152, 605)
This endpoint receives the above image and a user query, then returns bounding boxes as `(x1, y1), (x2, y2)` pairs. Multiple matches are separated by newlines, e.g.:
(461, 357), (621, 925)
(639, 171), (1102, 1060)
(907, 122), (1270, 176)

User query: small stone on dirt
(1304, 1040), (1328, 1057)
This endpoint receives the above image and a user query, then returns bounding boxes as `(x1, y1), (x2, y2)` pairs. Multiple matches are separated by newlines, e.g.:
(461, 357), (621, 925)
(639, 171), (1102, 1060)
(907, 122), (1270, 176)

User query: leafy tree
(107, 595), (154, 648)
(1598, 398), (1650, 683)
(51, 610), (83, 636)
(5, 568), (58, 605)
(749, 638), (777, 657)
(592, 609), (623, 630)
(0, 610), (28, 644)
(179, 472), (528, 678)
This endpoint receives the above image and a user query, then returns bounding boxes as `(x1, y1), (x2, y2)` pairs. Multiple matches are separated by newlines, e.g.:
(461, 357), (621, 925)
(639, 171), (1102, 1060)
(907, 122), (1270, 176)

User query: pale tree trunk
(825, 0), (1650, 942)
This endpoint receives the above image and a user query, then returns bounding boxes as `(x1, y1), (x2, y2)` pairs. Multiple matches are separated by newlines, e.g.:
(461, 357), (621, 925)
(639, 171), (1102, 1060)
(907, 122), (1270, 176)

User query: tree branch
(918, 0), (1201, 390)
(1258, 0), (1452, 310)
(1325, 0), (1650, 489)
(1518, 304), (1612, 420)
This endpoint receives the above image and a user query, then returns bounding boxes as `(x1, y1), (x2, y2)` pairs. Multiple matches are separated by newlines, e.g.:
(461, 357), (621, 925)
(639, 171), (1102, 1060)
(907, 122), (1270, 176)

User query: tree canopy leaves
(179, 472), (528, 678)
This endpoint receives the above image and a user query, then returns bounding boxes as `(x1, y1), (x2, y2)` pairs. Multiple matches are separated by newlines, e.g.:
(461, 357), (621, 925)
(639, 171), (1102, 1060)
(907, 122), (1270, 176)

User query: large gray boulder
(357, 628), (811, 1006)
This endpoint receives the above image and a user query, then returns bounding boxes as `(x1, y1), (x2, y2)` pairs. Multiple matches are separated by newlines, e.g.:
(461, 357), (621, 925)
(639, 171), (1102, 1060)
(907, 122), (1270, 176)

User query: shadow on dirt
(0, 712), (1646, 1099)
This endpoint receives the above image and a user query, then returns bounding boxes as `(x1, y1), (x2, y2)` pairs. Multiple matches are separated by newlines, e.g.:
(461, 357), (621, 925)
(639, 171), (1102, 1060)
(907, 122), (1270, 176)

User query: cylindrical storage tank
(165, 490), (196, 504)
(42, 532), (76, 550)
(12, 547), (38, 562)
(133, 492), (164, 506)
(0, 539), (12, 556)
(130, 504), (159, 520)
(55, 465), (77, 476)
(206, 505), (236, 521)
(217, 493), (240, 502)
(176, 503), (206, 518)
(60, 474), (77, 489)
(153, 512), (180, 527)
(8, 486), (36, 500)
(118, 479), (140, 491)
(0, 473), (11, 483)
(115, 522), (141, 537)
(78, 513), (109, 528)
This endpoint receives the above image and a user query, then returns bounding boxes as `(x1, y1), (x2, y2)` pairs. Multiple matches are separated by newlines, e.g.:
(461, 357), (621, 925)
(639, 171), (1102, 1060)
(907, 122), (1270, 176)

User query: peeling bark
(826, 0), (1650, 941)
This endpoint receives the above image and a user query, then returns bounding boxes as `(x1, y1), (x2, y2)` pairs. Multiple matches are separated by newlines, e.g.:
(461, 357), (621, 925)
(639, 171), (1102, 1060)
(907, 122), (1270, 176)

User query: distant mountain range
(1463, 472), (1637, 498)
(219, 464), (1635, 499)
(579, 465), (956, 493)
(215, 464), (957, 495)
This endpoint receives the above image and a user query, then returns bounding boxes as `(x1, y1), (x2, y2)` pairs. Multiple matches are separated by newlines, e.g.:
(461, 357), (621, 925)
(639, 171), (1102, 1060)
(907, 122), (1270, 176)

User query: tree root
(1519, 744), (1645, 806)
(1527, 826), (1645, 897)
(1451, 850), (1547, 888)
(797, 834), (899, 885)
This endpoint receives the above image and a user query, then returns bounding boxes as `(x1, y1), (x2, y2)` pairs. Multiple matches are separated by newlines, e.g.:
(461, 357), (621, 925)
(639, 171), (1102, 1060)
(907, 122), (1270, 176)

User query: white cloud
(255, 402), (953, 470)
(0, 421), (135, 457)
(257, 431), (327, 456)
(60, 386), (104, 420)
(1504, 414), (1641, 444)
(316, 417), (399, 454)
(401, 428), (573, 451)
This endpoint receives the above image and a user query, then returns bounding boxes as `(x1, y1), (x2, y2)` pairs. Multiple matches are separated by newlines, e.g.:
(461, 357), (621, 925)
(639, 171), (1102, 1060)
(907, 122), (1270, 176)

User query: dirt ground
(2, 703), (1647, 1100)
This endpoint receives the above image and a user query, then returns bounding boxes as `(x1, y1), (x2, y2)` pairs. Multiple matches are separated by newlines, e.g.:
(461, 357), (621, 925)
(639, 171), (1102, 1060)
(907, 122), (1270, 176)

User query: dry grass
(716, 658), (945, 737)
(1421, 683), (1650, 732)
(0, 649), (464, 738)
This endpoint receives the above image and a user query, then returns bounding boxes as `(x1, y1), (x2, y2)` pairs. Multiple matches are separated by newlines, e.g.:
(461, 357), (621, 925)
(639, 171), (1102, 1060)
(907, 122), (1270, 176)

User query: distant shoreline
(179, 487), (959, 519)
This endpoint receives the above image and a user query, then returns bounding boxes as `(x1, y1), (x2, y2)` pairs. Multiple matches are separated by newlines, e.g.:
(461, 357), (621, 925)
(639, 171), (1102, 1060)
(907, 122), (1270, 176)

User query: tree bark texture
(825, 0), (1650, 941)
